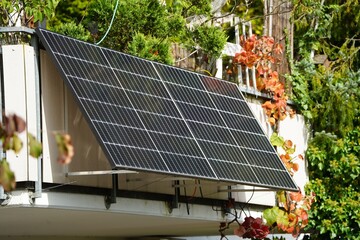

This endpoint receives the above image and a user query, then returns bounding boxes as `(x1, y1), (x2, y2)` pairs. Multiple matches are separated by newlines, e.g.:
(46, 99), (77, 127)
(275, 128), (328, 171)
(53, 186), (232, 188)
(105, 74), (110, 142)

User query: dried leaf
(3, 114), (26, 136)
(268, 117), (276, 126)
(54, 133), (74, 165)
(284, 140), (293, 149)
(289, 191), (303, 202)
(292, 163), (299, 172)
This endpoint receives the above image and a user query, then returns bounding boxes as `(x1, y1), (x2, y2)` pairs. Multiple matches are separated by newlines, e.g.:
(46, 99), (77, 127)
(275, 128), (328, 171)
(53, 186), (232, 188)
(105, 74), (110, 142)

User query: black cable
(246, 187), (255, 216)
(198, 179), (204, 198)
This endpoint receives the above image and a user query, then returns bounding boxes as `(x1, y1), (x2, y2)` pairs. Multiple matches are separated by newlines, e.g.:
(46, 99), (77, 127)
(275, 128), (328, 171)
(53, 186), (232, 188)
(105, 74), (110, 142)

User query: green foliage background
(47, 0), (227, 65)
(289, 0), (360, 238)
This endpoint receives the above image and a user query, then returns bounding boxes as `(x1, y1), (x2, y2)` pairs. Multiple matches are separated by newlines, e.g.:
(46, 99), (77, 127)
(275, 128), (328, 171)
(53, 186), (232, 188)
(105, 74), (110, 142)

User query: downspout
(0, 44), (6, 201)
(268, 0), (273, 36)
(30, 32), (42, 199)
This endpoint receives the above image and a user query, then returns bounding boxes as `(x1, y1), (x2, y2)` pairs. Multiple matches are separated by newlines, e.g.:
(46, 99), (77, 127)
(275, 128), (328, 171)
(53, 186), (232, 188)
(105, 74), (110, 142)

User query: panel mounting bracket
(168, 180), (180, 212)
(105, 173), (118, 209)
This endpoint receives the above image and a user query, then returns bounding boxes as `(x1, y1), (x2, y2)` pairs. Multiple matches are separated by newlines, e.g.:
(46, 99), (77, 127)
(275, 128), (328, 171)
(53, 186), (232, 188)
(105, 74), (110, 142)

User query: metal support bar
(66, 170), (138, 177)
(105, 174), (118, 209)
(0, 26), (35, 34)
(172, 181), (236, 188)
(218, 188), (275, 193)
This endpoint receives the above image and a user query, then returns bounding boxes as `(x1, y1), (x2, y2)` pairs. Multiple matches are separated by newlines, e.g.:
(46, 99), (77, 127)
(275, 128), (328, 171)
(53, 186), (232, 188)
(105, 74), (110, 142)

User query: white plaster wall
(278, 114), (309, 193)
(65, 89), (112, 187)
(41, 50), (67, 183)
(40, 51), (112, 187)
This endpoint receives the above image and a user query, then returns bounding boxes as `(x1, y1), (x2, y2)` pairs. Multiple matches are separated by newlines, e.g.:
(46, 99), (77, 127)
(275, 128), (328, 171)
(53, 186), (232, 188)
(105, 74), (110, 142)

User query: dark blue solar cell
(37, 28), (298, 191)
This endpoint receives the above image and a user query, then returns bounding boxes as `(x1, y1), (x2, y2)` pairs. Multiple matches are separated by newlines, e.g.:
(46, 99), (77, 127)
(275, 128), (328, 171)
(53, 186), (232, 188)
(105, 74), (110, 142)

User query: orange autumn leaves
(0, 114), (74, 191)
(275, 191), (314, 237)
(270, 133), (303, 176)
(263, 191), (314, 237)
(233, 35), (292, 126)
(266, 133), (311, 236)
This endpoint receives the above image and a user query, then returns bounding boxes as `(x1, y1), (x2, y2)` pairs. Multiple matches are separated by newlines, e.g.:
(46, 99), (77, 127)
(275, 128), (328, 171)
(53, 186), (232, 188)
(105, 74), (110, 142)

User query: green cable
(96, 0), (120, 45)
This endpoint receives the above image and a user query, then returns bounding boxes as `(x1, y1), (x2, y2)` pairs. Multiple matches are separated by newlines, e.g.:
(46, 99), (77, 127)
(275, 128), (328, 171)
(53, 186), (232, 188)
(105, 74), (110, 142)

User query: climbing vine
(220, 35), (313, 239)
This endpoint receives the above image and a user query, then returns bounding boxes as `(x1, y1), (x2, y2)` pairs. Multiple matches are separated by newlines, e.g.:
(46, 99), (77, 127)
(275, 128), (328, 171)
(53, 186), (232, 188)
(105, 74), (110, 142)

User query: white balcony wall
(2, 45), (39, 182)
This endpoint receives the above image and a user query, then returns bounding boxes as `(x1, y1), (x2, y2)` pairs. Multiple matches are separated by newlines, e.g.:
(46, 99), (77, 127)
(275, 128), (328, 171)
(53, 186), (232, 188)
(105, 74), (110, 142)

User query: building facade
(0, 27), (308, 239)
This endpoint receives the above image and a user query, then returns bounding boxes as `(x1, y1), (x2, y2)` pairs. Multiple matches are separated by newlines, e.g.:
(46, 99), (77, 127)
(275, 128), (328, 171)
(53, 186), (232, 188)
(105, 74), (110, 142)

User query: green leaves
(305, 127), (360, 238)
(189, 25), (228, 58)
(263, 206), (282, 226)
(270, 133), (285, 148)
(0, 159), (15, 192)
(50, 22), (90, 42)
(12, 134), (23, 154)
(128, 33), (173, 64)
(25, 0), (59, 23)
(28, 134), (42, 158)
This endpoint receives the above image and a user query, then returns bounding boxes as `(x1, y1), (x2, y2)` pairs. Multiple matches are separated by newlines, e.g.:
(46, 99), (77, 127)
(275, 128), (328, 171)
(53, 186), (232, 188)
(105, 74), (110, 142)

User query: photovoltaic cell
(37, 28), (297, 191)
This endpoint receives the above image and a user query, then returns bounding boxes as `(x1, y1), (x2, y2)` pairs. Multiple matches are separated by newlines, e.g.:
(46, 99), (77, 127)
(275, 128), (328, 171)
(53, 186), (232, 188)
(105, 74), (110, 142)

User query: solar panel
(37, 28), (297, 191)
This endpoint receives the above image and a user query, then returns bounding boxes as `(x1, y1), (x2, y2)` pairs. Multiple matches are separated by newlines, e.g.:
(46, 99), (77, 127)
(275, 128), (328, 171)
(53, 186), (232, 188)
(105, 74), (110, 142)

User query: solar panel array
(37, 28), (297, 190)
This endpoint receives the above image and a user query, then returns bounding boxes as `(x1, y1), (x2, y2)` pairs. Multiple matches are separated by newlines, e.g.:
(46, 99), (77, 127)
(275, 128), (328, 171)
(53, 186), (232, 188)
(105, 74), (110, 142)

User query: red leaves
(234, 217), (270, 239)
(231, 34), (313, 240)
(280, 153), (299, 176)
(289, 191), (303, 202)
(270, 133), (303, 175)
(234, 51), (259, 68)
(240, 34), (257, 52)
(3, 114), (26, 136)
(235, 35), (278, 70)
(233, 34), (291, 126)
(274, 43), (283, 55)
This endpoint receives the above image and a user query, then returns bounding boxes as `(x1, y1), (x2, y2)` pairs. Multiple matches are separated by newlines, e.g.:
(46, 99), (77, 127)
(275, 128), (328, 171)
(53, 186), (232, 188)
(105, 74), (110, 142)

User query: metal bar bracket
(105, 173), (118, 209)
